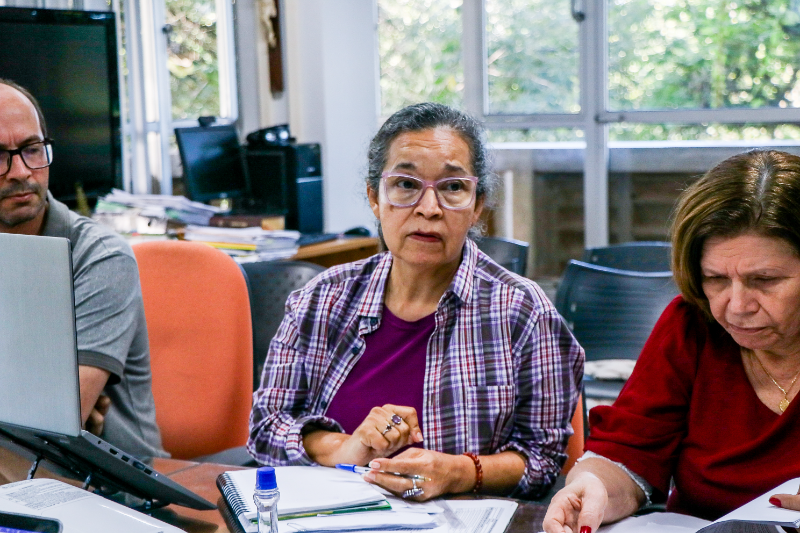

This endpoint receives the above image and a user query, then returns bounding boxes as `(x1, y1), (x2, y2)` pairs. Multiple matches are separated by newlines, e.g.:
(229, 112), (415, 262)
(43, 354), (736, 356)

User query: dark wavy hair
(670, 149), (800, 319)
(0, 79), (48, 137)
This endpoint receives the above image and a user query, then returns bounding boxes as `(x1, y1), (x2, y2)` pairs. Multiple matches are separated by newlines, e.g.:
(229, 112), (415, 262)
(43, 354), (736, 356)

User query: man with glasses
(0, 80), (166, 482)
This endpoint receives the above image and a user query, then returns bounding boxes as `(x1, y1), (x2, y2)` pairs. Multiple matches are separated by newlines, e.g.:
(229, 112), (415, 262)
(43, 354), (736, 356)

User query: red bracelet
(463, 452), (483, 493)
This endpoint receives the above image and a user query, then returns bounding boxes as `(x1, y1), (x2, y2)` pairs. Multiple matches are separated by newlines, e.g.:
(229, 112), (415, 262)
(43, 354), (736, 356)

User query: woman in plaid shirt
(248, 103), (584, 500)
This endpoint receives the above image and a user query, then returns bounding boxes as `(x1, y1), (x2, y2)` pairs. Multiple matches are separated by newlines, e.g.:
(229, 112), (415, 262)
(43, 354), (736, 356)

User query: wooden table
(148, 458), (550, 533)
(148, 458), (243, 532)
(292, 237), (379, 268)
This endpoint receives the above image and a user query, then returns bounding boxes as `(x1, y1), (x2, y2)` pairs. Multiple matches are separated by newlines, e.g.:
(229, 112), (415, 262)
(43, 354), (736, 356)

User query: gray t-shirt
(41, 192), (167, 460)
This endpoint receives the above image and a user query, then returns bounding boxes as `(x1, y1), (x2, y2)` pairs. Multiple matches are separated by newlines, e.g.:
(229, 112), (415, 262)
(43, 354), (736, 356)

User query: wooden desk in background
(291, 236), (379, 268)
(149, 457), (549, 533)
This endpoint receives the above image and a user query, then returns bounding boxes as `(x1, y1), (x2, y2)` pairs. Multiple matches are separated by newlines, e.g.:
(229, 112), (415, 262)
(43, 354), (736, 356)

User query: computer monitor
(175, 125), (249, 204)
(0, 7), (122, 205)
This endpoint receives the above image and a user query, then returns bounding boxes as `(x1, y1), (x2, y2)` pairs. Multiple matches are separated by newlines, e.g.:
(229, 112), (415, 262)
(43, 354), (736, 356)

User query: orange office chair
(562, 393), (585, 475)
(133, 240), (253, 461)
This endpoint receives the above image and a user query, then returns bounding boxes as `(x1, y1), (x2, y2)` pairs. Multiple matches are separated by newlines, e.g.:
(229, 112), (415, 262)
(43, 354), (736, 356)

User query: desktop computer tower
(245, 143), (323, 233)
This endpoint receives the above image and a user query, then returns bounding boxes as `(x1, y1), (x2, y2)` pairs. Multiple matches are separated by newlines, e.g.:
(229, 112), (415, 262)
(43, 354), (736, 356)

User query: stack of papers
(217, 466), (517, 533)
(94, 189), (223, 232)
(181, 225), (300, 261)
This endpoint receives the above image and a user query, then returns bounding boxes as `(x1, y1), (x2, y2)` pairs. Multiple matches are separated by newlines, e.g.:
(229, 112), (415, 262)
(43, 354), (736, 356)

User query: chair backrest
(240, 260), (326, 390)
(555, 260), (678, 362)
(476, 236), (530, 276)
(133, 240), (253, 460)
(562, 393), (585, 475)
(582, 241), (671, 272)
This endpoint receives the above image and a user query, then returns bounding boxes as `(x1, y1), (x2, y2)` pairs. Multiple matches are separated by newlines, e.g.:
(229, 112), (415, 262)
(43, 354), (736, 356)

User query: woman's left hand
(363, 448), (473, 501)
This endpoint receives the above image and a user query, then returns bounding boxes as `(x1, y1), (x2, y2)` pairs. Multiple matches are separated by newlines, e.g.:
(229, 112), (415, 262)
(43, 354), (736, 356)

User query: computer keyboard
(297, 233), (339, 247)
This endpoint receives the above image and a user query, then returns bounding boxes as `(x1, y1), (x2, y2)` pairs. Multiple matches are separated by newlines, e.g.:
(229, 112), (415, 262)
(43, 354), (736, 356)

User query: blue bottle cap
(256, 466), (277, 490)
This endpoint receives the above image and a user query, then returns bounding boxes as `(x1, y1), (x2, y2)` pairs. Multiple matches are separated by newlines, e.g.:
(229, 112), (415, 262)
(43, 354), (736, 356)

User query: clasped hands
(84, 394), (111, 436)
(305, 404), (471, 501)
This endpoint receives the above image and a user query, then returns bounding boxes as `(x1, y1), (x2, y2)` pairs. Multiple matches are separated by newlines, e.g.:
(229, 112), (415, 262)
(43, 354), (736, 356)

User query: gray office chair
(476, 236), (530, 276)
(241, 260), (327, 390)
(555, 260), (678, 400)
(583, 241), (671, 272)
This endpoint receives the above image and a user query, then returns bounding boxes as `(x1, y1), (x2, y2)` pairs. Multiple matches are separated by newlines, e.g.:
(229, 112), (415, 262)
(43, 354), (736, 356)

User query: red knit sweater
(587, 297), (800, 520)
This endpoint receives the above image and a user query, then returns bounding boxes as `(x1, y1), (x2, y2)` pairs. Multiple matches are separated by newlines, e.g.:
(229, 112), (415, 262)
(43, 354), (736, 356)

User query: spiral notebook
(216, 466), (390, 532)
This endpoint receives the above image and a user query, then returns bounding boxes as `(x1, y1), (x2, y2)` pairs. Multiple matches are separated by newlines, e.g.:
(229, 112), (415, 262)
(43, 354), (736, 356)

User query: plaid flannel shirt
(248, 239), (584, 498)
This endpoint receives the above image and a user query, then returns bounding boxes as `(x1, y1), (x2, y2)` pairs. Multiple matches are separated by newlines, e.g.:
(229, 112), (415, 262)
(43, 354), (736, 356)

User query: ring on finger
(402, 478), (424, 499)
(390, 414), (403, 426)
(381, 423), (393, 436)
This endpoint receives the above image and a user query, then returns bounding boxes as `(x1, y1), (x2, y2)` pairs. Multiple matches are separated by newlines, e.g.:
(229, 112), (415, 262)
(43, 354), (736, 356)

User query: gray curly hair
(366, 103), (498, 240)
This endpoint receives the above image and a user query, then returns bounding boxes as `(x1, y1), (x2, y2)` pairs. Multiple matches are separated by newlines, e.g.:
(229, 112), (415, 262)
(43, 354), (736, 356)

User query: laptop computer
(0, 232), (215, 511)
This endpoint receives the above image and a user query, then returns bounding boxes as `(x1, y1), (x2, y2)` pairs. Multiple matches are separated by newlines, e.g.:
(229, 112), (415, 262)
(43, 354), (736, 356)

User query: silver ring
(391, 414), (403, 425)
(381, 424), (392, 435)
(402, 478), (424, 499)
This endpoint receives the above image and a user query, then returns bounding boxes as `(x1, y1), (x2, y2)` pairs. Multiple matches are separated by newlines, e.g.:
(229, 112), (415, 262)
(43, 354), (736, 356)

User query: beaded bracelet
(463, 452), (483, 493)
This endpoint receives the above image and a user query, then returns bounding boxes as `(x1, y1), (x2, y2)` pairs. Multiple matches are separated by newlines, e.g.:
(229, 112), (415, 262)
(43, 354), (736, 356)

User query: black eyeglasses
(0, 139), (54, 177)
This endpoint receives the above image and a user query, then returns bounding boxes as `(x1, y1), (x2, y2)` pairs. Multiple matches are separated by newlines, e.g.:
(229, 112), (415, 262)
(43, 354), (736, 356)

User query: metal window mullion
(462, 0), (486, 119)
(217, 0), (238, 120)
(582, 0), (609, 248)
(482, 113), (586, 129)
(599, 107), (800, 125)
(148, 0), (172, 194)
(123, 0), (151, 194)
(111, 0), (132, 192)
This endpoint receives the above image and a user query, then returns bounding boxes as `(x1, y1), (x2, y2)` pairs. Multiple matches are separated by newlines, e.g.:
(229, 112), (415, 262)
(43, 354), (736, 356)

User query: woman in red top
(544, 149), (800, 532)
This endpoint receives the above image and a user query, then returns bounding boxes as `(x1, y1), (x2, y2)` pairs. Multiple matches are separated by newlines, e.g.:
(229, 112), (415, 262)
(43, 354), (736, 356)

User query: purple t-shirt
(325, 306), (433, 437)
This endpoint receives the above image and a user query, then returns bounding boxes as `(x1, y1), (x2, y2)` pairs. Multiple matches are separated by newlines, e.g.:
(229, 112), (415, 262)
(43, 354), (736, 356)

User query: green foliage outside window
(378, 0), (464, 117)
(609, 0), (800, 140)
(485, 0), (579, 115)
(379, 0), (800, 141)
(610, 0), (800, 111)
(166, 0), (220, 120)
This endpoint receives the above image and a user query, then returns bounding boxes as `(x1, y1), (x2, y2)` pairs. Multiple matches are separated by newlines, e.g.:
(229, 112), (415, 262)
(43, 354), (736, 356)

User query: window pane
(486, 0), (579, 114)
(609, 0), (800, 111)
(488, 128), (584, 142)
(609, 122), (800, 141)
(492, 144), (584, 278)
(378, 0), (463, 117)
(166, 0), (220, 119)
(608, 171), (688, 244)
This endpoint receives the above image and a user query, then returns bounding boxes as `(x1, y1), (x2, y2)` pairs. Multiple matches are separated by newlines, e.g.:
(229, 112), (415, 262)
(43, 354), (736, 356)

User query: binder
(216, 466), (391, 533)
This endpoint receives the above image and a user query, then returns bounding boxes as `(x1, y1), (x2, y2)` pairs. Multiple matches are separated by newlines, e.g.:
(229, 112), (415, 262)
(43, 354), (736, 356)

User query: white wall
(282, 0), (379, 233)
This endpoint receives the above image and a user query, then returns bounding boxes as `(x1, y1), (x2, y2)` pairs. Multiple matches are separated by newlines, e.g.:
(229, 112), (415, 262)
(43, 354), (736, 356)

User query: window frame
(123, 0), (239, 195)
(461, 0), (800, 247)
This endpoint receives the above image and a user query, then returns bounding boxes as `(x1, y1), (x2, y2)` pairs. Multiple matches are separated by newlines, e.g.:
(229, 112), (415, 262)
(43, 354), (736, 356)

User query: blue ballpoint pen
(335, 463), (430, 481)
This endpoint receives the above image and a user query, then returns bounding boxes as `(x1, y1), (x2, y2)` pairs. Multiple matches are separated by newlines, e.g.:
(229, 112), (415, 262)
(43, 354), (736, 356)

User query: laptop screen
(0, 233), (82, 438)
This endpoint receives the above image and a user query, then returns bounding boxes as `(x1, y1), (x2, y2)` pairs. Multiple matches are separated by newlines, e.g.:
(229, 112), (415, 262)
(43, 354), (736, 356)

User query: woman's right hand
(542, 471), (609, 533)
(304, 404), (423, 466)
(345, 404), (423, 463)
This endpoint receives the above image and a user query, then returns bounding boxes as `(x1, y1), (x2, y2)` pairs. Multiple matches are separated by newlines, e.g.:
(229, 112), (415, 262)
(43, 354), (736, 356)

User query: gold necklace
(750, 353), (800, 412)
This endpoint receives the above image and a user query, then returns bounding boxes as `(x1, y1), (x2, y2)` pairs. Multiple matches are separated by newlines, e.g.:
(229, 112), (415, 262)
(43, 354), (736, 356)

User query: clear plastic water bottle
(253, 466), (280, 533)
